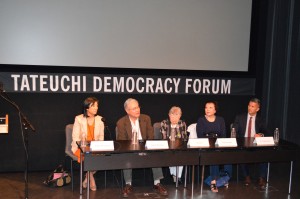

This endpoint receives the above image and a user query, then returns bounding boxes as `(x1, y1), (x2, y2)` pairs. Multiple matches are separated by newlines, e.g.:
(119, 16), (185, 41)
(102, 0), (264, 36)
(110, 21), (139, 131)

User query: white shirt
(245, 114), (256, 137)
(130, 118), (142, 140)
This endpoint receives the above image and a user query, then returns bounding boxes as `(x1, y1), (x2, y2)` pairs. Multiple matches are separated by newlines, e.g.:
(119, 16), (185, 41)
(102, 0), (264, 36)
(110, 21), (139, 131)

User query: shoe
(210, 180), (218, 193)
(153, 183), (168, 195)
(82, 176), (87, 189)
(122, 184), (133, 198)
(244, 176), (251, 186)
(172, 175), (177, 183)
(171, 175), (183, 185)
(258, 177), (266, 189)
(82, 174), (97, 191)
(89, 175), (97, 191)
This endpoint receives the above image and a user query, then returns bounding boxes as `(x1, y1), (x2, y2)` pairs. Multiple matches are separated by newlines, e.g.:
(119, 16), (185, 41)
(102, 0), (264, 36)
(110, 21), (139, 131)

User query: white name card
(215, 138), (237, 147)
(187, 138), (210, 148)
(145, 140), (169, 150)
(0, 124), (8, 134)
(90, 141), (114, 151)
(253, 137), (275, 146)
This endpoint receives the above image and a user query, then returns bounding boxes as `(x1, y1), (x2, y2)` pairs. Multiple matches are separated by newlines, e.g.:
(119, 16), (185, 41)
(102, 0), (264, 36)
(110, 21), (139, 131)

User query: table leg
(192, 165), (194, 198)
(87, 171), (90, 199)
(184, 166), (187, 188)
(267, 162), (270, 183)
(200, 165), (204, 197)
(80, 152), (83, 195)
(288, 161), (293, 194)
(176, 166), (179, 188)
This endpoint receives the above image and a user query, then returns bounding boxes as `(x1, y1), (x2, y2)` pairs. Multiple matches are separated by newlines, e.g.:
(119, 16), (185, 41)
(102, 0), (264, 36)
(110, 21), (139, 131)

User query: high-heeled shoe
(82, 173), (97, 191)
(82, 176), (87, 189)
(89, 175), (97, 191)
(210, 181), (218, 193)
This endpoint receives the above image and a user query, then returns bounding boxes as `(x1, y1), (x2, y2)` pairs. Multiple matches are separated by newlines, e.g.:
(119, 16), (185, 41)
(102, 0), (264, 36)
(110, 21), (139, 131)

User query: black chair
(153, 122), (162, 139)
(65, 124), (77, 191)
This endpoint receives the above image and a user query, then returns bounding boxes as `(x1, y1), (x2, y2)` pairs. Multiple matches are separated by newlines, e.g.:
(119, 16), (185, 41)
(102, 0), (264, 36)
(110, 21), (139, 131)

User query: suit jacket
(233, 113), (270, 138)
(116, 114), (154, 140)
(71, 114), (104, 153)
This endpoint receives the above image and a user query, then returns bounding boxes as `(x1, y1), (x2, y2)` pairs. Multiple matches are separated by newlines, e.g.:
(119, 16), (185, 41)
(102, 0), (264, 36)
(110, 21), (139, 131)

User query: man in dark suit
(233, 98), (270, 189)
(116, 98), (167, 198)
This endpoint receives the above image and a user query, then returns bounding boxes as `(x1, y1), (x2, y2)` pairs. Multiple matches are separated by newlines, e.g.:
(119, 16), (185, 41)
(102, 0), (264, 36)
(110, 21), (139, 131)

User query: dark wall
(1, 0), (300, 172)
(0, 70), (253, 171)
(261, 0), (300, 142)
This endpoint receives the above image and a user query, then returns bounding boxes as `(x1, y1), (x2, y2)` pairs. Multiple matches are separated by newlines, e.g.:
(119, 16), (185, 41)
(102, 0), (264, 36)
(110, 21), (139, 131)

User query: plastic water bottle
(274, 128), (279, 144)
(81, 133), (86, 147)
(132, 130), (138, 144)
(230, 128), (236, 138)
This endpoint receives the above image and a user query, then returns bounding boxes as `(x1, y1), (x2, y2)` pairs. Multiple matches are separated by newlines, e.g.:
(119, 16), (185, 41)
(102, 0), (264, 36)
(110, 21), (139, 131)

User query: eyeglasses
(129, 106), (141, 111)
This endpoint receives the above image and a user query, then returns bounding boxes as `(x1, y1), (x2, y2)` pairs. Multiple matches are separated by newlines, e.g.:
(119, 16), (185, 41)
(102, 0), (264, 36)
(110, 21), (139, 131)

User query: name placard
(90, 141), (115, 151)
(215, 138), (237, 147)
(0, 125), (8, 134)
(187, 138), (210, 148)
(145, 140), (169, 150)
(253, 137), (275, 146)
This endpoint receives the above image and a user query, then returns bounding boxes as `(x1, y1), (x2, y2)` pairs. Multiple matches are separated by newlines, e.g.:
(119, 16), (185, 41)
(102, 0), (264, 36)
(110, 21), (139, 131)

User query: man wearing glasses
(116, 98), (168, 198)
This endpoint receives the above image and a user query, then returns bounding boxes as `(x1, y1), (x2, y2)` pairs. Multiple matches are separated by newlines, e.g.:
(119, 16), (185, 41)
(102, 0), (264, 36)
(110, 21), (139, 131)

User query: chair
(153, 122), (162, 139)
(187, 123), (197, 139)
(186, 123), (200, 184)
(65, 124), (77, 191)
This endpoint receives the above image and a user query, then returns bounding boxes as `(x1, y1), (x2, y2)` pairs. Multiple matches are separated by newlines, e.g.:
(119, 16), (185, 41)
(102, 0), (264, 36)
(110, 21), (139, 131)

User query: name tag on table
(145, 140), (169, 150)
(253, 137), (275, 146)
(215, 138), (237, 147)
(90, 141), (114, 151)
(187, 138), (210, 148)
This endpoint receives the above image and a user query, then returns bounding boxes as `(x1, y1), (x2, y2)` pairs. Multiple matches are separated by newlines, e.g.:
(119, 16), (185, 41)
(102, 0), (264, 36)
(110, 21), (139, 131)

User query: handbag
(43, 164), (71, 187)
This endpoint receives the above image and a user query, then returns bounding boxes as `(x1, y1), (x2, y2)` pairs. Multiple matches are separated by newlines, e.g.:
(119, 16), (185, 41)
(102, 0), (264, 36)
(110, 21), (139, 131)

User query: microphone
(101, 117), (112, 140)
(21, 112), (36, 132)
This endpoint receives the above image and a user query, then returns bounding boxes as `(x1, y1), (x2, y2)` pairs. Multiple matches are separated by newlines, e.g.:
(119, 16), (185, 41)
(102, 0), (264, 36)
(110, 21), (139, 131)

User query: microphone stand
(104, 123), (112, 140)
(0, 91), (35, 199)
(101, 118), (112, 140)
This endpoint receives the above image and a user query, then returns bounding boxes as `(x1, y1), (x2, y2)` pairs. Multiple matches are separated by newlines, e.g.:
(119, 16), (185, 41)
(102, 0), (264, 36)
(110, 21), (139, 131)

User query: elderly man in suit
(116, 98), (168, 198)
(233, 98), (270, 189)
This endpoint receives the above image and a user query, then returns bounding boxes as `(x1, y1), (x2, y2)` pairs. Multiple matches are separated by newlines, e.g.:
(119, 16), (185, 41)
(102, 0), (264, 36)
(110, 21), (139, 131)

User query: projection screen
(0, 0), (252, 71)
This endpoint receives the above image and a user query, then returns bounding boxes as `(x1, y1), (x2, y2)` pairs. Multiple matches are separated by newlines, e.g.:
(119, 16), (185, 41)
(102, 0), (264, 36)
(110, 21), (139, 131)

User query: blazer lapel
(125, 116), (132, 140)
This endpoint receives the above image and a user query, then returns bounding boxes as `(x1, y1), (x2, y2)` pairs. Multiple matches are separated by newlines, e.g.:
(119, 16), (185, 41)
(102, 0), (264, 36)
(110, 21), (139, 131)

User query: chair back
(153, 122), (162, 139)
(115, 126), (119, 140)
(187, 123), (198, 138)
(65, 124), (77, 161)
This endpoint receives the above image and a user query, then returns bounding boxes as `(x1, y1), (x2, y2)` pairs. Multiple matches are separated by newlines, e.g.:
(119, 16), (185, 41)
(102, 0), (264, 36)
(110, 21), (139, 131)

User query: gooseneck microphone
(101, 117), (112, 140)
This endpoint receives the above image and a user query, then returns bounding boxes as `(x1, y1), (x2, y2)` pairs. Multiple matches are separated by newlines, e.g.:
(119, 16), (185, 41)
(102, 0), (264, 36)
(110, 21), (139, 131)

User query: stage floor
(0, 162), (299, 199)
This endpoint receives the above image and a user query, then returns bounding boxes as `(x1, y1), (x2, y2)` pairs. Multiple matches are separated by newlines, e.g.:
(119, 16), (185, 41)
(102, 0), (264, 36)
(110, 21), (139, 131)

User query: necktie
(247, 117), (252, 137)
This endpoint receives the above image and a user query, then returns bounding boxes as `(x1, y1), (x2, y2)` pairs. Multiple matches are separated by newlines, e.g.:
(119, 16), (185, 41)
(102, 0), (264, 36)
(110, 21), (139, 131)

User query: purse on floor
(43, 164), (71, 187)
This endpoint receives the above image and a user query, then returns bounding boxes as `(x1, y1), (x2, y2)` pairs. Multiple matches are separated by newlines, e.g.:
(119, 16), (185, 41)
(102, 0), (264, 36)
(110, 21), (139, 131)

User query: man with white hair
(116, 98), (168, 198)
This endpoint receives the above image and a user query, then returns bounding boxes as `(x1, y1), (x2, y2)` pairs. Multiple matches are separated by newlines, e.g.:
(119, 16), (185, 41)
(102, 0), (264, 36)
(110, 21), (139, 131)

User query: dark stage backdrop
(0, 88), (252, 171)
(2, 0), (299, 172)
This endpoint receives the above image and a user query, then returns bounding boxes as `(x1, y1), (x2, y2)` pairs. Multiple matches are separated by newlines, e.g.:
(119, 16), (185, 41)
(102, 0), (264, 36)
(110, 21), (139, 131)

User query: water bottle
(274, 128), (279, 144)
(132, 130), (138, 144)
(81, 133), (86, 147)
(230, 128), (236, 138)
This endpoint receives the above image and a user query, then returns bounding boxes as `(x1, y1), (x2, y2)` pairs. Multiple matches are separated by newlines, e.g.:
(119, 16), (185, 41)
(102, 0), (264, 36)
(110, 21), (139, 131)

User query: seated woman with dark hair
(196, 101), (232, 193)
(71, 97), (104, 191)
